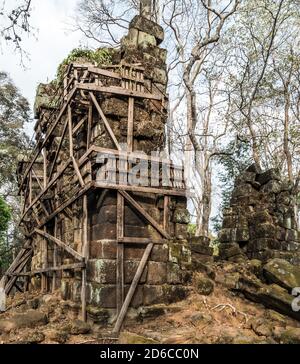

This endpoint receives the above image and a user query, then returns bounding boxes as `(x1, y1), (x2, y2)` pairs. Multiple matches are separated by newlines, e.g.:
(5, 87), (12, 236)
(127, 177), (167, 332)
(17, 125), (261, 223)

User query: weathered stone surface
(147, 262), (167, 284)
(119, 331), (159, 344)
(130, 15), (164, 44)
(189, 236), (213, 256)
(236, 274), (300, 321)
(279, 328), (300, 344)
(263, 258), (300, 291)
(219, 166), (300, 264)
(70, 320), (91, 335)
(219, 243), (243, 259)
(87, 259), (116, 284)
(193, 273), (214, 296)
(90, 240), (117, 260)
(0, 311), (48, 333)
(86, 306), (109, 324)
(125, 260), (147, 284)
(44, 329), (69, 344)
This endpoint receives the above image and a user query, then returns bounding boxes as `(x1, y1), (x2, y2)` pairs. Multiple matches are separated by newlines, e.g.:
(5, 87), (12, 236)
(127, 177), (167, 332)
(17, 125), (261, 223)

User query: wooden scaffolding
(1, 62), (187, 333)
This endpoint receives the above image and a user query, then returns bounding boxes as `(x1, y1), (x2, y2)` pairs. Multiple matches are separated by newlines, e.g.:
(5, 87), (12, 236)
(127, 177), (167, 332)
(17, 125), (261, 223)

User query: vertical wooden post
(113, 243), (154, 334)
(29, 171), (32, 205)
(68, 106), (74, 157)
(42, 149), (48, 292)
(116, 192), (124, 315)
(52, 217), (57, 293)
(81, 195), (89, 322)
(87, 103), (92, 150)
(127, 97), (134, 152)
(163, 195), (169, 232)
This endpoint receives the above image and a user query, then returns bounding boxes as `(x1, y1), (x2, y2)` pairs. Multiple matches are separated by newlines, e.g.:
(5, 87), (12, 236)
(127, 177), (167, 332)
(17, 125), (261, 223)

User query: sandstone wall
(219, 164), (300, 264)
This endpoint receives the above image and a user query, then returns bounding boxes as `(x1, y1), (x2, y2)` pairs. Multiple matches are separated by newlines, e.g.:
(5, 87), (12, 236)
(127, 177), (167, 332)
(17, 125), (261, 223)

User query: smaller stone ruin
(218, 164), (300, 264)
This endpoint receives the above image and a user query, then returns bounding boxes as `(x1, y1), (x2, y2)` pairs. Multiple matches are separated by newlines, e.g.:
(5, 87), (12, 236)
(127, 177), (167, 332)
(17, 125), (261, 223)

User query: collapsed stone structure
(1, 9), (199, 333)
(219, 164), (300, 265)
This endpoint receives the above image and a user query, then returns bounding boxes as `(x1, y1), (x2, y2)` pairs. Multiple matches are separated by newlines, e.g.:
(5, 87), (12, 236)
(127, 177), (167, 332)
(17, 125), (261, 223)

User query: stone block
(167, 262), (182, 284)
(169, 242), (191, 265)
(89, 240), (117, 260)
(86, 306), (110, 324)
(87, 283), (116, 308)
(124, 246), (145, 260)
(236, 228), (250, 242)
(143, 285), (165, 305)
(130, 15), (164, 44)
(137, 30), (157, 47)
(150, 243), (169, 262)
(219, 228), (237, 243)
(87, 259), (116, 284)
(147, 261), (167, 284)
(91, 223), (116, 240)
(250, 223), (277, 239)
(101, 97), (128, 117)
(189, 236), (213, 256)
(124, 285), (144, 308)
(172, 208), (190, 224)
(175, 224), (188, 239)
(91, 205), (117, 225)
(125, 260), (147, 284)
(219, 243), (242, 259)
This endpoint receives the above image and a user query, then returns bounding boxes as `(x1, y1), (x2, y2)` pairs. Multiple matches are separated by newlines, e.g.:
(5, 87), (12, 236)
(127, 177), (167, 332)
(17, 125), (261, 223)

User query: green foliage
(56, 48), (112, 83)
(0, 196), (10, 238)
(0, 71), (31, 191)
(211, 138), (252, 233)
(187, 223), (197, 236)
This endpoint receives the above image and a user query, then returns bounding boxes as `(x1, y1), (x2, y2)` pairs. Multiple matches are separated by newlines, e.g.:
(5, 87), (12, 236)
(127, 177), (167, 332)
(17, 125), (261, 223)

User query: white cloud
(0, 0), (93, 136)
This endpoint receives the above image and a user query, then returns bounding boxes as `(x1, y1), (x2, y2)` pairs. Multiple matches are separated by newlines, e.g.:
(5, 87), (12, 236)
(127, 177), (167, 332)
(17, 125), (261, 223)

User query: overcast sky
(0, 0), (93, 136)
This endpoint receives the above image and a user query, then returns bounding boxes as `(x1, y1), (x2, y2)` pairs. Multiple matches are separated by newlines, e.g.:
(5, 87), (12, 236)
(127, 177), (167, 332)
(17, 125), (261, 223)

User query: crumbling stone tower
(218, 165), (300, 265)
(2, 7), (193, 332)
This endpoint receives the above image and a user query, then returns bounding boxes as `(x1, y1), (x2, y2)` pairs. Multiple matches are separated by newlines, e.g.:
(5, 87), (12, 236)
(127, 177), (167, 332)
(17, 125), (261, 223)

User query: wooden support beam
(32, 168), (43, 191)
(78, 84), (163, 101)
(35, 228), (84, 262)
(52, 217), (57, 292)
(87, 104), (92, 150)
(18, 87), (77, 193)
(127, 97), (134, 152)
(94, 181), (188, 197)
(11, 262), (85, 276)
(49, 119), (68, 180)
(72, 156), (85, 188)
(117, 192), (124, 315)
(163, 196), (169, 232)
(113, 243), (154, 334)
(89, 92), (121, 151)
(26, 183), (93, 236)
(119, 190), (171, 239)
(20, 158), (72, 222)
(81, 194), (89, 322)
(5, 251), (33, 295)
(118, 237), (166, 245)
(73, 115), (87, 135)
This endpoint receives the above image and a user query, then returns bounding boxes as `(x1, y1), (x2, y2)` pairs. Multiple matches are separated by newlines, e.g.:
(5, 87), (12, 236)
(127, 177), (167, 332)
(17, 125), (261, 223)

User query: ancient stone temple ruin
(1, 9), (193, 333)
(218, 165), (300, 265)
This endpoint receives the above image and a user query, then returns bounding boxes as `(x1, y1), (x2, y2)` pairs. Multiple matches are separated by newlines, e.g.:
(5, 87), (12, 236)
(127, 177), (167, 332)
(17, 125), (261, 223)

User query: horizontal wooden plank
(94, 181), (189, 197)
(78, 84), (163, 101)
(11, 262), (86, 276)
(118, 237), (167, 245)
